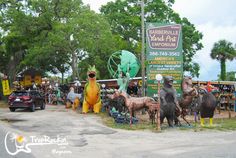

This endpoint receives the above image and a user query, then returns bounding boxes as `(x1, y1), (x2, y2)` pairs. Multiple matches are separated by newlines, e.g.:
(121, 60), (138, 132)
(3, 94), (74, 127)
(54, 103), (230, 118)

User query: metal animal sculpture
(82, 65), (101, 113)
(160, 76), (181, 127)
(197, 87), (217, 126)
(106, 94), (126, 113)
(112, 90), (156, 125)
(147, 100), (160, 124)
(176, 76), (198, 125)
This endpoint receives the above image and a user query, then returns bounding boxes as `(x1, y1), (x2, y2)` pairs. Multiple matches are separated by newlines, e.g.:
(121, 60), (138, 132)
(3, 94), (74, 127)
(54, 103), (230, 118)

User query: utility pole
(141, 0), (145, 97)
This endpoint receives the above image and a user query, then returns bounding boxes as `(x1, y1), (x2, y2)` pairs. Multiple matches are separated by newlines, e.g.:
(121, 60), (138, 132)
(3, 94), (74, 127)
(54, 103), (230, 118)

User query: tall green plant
(211, 40), (236, 81)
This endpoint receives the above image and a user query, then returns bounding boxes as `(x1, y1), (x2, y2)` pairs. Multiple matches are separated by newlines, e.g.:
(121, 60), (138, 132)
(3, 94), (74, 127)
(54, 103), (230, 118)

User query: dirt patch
(135, 110), (236, 123)
(100, 109), (236, 131)
(0, 118), (26, 123)
(0, 101), (8, 108)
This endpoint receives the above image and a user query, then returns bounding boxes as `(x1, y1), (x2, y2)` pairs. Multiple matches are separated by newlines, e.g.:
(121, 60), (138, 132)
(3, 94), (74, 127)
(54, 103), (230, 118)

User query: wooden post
(227, 95), (231, 119)
(157, 80), (161, 131)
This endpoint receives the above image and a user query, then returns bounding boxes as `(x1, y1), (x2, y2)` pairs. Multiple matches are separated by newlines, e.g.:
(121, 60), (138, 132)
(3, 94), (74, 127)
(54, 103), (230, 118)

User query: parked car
(8, 90), (45, 112)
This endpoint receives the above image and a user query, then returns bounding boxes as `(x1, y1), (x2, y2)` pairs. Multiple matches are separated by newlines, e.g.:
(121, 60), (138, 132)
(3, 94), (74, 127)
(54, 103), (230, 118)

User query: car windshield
(11, 91), (29, 97)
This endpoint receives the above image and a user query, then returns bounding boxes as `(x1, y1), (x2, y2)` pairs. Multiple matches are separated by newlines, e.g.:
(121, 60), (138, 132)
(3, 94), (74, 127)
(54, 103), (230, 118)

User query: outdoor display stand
(234, 91), (236, 112)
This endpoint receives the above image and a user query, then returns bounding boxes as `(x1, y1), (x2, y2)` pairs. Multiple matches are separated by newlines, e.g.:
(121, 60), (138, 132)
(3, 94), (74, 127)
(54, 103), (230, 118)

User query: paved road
(0, 105), (236, 158)
(0, 124), (35, 158)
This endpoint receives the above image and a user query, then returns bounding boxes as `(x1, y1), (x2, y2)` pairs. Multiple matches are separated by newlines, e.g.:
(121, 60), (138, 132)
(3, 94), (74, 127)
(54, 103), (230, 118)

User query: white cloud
(82, 0), (114, 12)
(173, 0), (236, 26)
(173, 0), (236, 80)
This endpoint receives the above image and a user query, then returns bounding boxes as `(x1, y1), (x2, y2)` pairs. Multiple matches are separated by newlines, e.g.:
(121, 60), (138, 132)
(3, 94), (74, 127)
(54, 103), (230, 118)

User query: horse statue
(111, 90), (160, 125)
(177, 76), (198, 125)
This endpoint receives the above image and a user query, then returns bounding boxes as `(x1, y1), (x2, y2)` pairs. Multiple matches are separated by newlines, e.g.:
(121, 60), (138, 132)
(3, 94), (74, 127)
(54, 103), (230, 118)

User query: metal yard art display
(107, 50), (141, 79)
(146, 23), (183, 97)
(107, 50), (140, 93)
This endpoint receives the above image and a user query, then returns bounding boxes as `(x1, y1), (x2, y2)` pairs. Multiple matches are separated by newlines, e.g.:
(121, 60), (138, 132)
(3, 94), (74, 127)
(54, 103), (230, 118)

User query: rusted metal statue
(106, 93), (126, 113)
(111, 90), (160, 127)
(177, 76), (198, 125)
(147, 100), (160, 125)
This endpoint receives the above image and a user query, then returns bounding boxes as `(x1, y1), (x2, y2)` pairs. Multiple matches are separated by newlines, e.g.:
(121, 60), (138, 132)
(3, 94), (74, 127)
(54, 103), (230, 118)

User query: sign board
(24, 75), (32, 86)
(2, 79), (11, 96)
(146, 23), (183, 97)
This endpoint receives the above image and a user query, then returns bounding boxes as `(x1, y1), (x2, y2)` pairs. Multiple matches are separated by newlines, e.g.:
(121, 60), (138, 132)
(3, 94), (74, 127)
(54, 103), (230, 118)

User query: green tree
(0, 0), (29, 81)
(101, 0), (203, 77)
(23, 1), (116, 80)
(0, 0), (116, 81)
(211, 40), (236, 81)
(225, 71), (236, 81)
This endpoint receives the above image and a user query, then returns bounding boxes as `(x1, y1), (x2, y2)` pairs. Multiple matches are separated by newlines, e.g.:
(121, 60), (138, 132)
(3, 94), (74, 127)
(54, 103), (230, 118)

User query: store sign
(2, 79), (11, 96)
(146, 23), (183, 97)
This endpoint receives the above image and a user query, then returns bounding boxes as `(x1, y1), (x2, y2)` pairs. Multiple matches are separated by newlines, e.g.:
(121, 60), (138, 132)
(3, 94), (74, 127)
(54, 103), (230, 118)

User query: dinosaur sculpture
(82, 65), (101, 113)
(160, 76), (181, 127)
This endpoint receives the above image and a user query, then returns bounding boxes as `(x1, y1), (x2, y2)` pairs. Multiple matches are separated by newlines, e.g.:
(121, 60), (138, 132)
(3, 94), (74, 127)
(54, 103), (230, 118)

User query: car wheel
(41, 102), (45, 110)
(9, 108), (15, 112)
(31, 104), (35, 112)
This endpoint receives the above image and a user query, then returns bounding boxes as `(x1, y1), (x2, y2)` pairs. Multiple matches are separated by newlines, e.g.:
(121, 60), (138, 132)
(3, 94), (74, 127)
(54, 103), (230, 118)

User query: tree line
(0, 0), (235, 83)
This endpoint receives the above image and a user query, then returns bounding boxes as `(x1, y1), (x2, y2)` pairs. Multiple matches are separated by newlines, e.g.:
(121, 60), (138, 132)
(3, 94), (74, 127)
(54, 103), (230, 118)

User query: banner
(2, 79), (11, 96)
(24, 75), (32, 86)
(146, 23), (183, 97)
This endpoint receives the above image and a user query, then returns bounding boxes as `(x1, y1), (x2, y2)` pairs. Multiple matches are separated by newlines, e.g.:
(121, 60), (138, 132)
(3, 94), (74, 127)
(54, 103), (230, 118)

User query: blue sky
(83, 0), (236, 81)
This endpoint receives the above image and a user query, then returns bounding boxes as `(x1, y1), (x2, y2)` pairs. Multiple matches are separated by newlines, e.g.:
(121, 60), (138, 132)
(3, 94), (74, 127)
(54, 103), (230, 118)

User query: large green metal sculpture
(107, 50), (140, 92)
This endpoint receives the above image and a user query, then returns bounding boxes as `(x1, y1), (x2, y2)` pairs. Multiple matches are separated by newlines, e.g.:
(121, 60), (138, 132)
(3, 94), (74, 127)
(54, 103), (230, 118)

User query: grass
(0, 101), (8, 108)
(98, 112), (158, 131)
(192, 118), (236, 131)
(98, 112), (236, 132)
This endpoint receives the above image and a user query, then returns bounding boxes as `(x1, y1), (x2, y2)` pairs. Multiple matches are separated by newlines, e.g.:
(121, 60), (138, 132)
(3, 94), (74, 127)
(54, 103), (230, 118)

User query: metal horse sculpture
(177, 76), (198, 125)
(111, 90), (159, 125)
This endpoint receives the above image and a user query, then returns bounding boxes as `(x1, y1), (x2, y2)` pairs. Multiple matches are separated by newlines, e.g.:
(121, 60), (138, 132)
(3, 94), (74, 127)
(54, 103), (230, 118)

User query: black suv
(8, 90), (45, 112)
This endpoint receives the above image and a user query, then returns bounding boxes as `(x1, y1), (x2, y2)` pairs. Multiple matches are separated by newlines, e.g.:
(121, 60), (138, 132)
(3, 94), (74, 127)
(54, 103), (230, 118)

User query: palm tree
(210, 40), (236, 81)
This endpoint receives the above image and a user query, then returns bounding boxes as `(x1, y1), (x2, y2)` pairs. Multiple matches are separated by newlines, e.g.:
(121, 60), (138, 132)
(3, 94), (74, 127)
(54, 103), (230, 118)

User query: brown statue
(147, 100), (160, 124)
(111, 90), (159, 125)
(177, 76), (198, 125)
